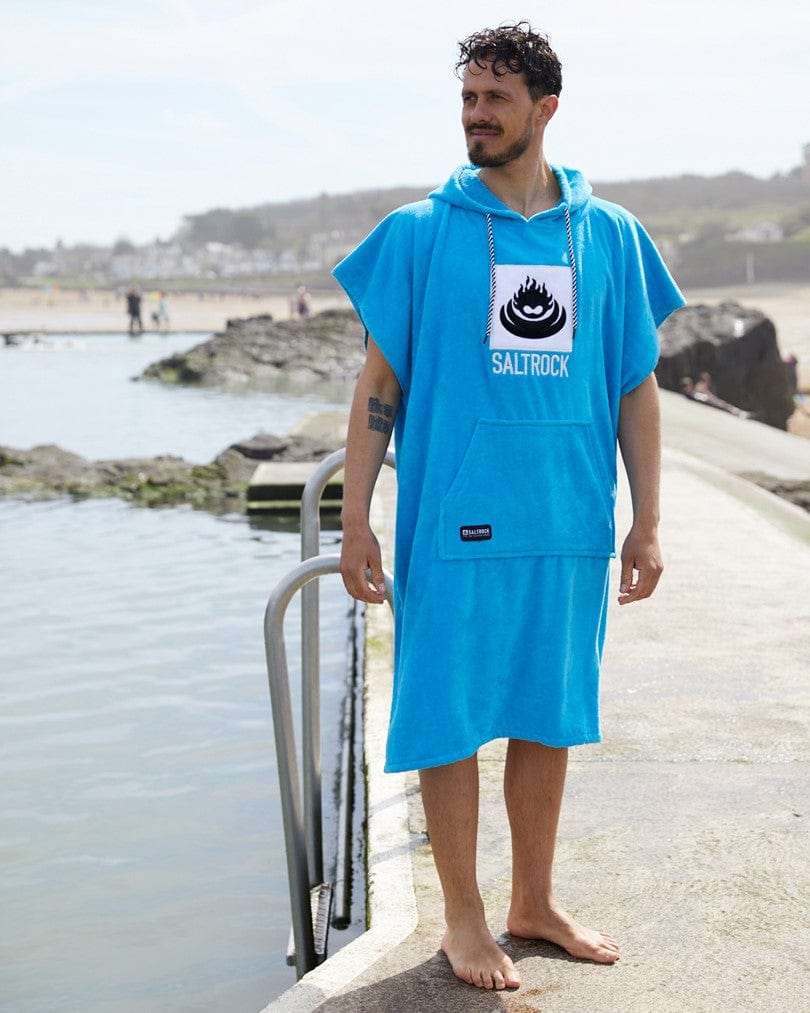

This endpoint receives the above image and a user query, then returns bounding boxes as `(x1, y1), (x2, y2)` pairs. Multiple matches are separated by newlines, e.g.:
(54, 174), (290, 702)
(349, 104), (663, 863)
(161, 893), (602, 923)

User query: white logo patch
(490, 264), (573, 353)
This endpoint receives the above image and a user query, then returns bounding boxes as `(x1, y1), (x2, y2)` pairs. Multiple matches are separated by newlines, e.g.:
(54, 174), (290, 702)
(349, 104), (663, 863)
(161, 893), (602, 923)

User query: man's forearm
(342, 370), (400, 528)
(340, 338), (401, 603)
(616, 373), (663, 604)
(618, 373), (661, 529)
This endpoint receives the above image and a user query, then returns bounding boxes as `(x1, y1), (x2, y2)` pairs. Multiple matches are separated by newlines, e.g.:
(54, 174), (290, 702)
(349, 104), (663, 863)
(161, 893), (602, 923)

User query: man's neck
(478, 158), (561, 218)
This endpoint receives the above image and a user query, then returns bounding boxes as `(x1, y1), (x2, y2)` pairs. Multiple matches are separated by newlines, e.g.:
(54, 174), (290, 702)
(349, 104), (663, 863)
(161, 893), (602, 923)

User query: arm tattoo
(367, 396), (394, 436)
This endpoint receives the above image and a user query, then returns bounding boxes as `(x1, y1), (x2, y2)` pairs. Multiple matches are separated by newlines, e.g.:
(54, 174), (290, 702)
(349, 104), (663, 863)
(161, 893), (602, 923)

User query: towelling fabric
(333, 164), (684, 773)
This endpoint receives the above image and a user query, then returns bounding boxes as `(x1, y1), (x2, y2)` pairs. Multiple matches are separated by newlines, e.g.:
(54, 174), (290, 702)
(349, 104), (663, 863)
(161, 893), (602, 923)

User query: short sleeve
(332, 210), (414, 393)
(620, 217), (685, 395)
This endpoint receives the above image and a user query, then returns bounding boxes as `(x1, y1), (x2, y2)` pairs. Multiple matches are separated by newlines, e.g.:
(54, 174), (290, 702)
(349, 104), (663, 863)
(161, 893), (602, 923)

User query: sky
(2, 0), (808, 252)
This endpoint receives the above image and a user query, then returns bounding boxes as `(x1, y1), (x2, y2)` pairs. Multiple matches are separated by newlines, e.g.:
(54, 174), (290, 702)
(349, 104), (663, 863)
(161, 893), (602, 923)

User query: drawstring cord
(563, 206), (578, 335)
(483, 207), (578, 343)
(484, 213), (496, 343)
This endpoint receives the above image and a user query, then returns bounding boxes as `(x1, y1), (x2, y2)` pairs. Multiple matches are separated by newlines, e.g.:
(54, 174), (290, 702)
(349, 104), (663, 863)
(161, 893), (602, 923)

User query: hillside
(178, 168), (809, 249)
(175, 165), (810, 287)
(5, 163), (809, 290)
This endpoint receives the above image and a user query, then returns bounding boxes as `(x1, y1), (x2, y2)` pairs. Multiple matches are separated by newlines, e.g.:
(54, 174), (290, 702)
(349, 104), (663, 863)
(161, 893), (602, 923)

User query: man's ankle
(444, 897), (487, 928)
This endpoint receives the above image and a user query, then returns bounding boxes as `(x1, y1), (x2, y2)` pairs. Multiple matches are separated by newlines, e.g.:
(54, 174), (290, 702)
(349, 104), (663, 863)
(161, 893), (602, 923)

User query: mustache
(466, 122), (502, 134)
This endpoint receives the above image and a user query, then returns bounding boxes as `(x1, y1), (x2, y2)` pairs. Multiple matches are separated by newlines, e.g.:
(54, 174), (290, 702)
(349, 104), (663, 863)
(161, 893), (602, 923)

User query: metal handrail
(264, 446), (396, 980)
(298, 449), (396, 890)
(263, 555), (393, 979)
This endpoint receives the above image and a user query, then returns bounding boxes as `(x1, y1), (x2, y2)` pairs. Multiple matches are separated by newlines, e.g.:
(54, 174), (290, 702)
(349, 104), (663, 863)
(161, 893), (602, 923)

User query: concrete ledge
(247, 413), (350, 514)
(659, 387), (810, 480)
(247, 462), (343, 515)
(663, 445), (810, 544)
(290, 412), (349, 445)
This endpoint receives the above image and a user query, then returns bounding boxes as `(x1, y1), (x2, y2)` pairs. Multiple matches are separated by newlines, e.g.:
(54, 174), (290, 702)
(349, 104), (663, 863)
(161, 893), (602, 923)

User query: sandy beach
(2, 282), (808, 437)
(0, 286), (348, 337)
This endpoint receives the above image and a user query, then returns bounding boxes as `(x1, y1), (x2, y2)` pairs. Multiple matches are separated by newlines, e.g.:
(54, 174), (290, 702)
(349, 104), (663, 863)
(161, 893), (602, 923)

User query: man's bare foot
(507, 900), (620, 964)
(441, 922), (522, 990)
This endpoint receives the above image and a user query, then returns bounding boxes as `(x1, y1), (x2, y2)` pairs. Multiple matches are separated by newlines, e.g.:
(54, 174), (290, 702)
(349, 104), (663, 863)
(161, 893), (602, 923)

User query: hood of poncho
(428, 164), (593, 219)
(428, 164), (590, 340)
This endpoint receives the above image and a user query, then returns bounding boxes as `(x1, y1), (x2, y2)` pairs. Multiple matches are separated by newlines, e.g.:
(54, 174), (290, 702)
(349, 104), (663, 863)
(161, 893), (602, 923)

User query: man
(334, 22), (684, 992)
(126, 286), (143, 336)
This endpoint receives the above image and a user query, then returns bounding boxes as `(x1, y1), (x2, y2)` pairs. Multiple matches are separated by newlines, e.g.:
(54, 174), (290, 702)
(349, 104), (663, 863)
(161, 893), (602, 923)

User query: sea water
(0, 331), (350, 462)
(0, 333), (359, 1011)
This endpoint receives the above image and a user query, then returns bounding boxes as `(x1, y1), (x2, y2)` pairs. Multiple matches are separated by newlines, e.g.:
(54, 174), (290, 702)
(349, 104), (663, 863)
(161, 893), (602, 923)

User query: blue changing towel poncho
(334, 165), (684, 773)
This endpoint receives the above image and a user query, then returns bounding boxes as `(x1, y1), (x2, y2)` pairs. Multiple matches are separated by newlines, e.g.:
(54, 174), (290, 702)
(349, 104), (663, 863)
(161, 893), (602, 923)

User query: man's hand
(618, 524), (663, 605)
(340, 521), (388, 604)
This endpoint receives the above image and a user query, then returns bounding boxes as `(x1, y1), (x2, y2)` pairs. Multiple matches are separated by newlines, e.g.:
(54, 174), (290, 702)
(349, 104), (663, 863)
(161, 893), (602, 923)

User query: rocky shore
(0, 432), (342, 511)
(3, 436), (807, 514)
(2, 309), (361, 511)
(142, 303), (800, 430)
(3, 303), (808, 515)
(137, 309), (366, 391)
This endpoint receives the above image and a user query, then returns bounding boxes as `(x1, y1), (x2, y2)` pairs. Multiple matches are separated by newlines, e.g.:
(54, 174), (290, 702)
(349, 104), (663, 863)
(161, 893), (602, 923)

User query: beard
(466, 116), (534, 168)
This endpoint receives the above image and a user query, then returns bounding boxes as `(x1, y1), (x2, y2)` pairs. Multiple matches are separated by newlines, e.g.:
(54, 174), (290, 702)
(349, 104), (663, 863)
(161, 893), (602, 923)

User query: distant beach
(2, 281), (808, 437)
(0, 286), (347, 336)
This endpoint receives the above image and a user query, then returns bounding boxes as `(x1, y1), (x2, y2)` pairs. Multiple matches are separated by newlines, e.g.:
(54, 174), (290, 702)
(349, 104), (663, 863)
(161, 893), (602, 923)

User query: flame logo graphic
(499, 276), (567, 339)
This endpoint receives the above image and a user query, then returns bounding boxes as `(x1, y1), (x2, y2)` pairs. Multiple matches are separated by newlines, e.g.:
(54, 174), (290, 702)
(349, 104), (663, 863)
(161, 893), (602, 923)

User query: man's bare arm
(617, 372), (663, 605)
(340, 336), (401, 603)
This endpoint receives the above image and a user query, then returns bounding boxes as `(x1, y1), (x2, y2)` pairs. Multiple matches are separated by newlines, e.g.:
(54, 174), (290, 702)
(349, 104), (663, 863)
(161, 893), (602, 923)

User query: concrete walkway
(267, 391), (810, 1012)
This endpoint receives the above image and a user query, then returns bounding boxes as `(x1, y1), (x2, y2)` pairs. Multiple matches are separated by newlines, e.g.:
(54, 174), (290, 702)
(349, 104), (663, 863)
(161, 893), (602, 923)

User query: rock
(137, 309), (366, 391)
(0, 431), (343, 509)
(0, 444), (101, 495)
(740, 473), (810, 513)
(656, 301), (794, 429)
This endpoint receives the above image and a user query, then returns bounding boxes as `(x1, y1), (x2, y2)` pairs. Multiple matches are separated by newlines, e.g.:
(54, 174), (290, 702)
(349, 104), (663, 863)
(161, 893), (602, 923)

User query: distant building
(803, 142), (810, 185)
(726, 222), (784, 243)
(33, 259), (57, 277)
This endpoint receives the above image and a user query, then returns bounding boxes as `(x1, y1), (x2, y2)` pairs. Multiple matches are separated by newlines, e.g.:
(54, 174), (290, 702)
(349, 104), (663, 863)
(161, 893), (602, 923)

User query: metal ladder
(263, 447), (395, 980)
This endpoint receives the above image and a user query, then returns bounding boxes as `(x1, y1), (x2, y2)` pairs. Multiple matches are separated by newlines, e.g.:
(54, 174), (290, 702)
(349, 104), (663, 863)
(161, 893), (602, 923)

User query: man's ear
(537, 94), (559, 124)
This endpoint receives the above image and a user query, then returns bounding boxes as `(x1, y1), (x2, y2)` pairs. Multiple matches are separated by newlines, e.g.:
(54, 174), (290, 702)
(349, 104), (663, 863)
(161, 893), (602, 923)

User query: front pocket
(438, 419), (615, 560)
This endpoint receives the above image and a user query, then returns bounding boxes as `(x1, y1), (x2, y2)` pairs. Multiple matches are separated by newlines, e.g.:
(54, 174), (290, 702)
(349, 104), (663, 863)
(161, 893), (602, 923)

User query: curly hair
(455, 21), (562, 100)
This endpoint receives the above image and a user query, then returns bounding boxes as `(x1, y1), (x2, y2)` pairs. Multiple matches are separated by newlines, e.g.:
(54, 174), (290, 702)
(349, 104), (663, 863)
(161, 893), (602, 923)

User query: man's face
(461, 61), (539, 168)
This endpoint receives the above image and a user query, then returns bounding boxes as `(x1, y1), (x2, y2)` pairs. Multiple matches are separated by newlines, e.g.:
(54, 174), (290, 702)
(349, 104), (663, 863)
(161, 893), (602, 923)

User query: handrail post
(298, 449), (395, 893)
(299, 450), (346, 886)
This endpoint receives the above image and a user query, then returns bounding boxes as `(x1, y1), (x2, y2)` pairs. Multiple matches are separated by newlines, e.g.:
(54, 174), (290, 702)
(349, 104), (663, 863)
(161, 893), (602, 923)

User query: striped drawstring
(563, 205), (578, 334)
(483, 213), (496, 343)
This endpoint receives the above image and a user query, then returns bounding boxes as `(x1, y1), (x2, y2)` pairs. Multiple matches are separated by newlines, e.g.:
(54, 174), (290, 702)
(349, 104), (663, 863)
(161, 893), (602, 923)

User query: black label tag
(460, 524), (492, 542)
